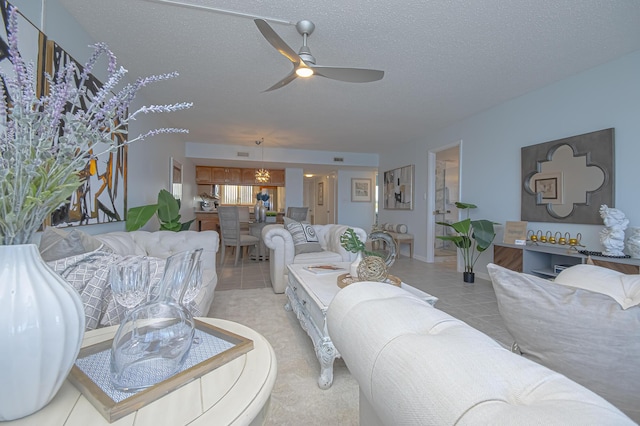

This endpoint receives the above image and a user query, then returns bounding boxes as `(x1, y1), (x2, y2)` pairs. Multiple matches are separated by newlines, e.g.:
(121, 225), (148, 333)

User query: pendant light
(255, 138), (271, 183)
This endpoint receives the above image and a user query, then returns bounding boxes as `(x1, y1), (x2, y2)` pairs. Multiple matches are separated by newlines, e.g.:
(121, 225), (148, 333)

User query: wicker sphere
(357, 255), (389, 282)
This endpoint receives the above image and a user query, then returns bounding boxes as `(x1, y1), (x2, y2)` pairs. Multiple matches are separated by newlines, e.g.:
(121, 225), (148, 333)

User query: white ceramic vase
(0, 244), (85, 421)
(349, 251), (363, 279)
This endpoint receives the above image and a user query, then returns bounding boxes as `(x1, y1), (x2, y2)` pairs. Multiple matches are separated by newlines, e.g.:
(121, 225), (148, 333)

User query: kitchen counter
(194, 210), (284, 232)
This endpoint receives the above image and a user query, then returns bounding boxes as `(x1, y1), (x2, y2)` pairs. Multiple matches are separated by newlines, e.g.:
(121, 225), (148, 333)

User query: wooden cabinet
(195, 166), (212, 183)
(242, 169), (257, 184)
(493, 243), (640, 278)
(227, 168), (242, 184)
(269, 170), (285, 185)
(195, 212), (219, 232)
(195, 166), (285, 186)
(210, 167), (227, 183)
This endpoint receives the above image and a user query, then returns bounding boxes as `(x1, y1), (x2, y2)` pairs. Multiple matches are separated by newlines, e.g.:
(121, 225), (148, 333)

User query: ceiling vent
(237, 151), (249, 157)
(333, 157), (344, 162)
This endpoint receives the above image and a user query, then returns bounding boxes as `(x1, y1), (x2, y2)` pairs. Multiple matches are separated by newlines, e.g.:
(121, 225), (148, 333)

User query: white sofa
(262, 224), (367, 293)
(93, 230), (219, 315)
(41, 228), (219, 329)
(327, 282), (635, 425)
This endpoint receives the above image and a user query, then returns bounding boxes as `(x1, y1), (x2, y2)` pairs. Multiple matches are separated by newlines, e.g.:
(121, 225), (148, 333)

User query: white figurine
(599, 204), (628, 256)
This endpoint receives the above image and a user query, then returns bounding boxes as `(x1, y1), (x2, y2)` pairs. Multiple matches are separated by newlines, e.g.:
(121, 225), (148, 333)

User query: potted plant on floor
(436, 202), (497, 283)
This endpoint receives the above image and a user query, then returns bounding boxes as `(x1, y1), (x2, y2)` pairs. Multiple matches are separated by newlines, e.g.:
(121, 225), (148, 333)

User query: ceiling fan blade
(311, 65), (384, 83)
(254, 19), (301, 65)
(263, 69), (298, 92)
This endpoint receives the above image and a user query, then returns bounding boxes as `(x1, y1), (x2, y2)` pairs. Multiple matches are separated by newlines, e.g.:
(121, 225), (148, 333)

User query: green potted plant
(436, 202), (497, 283)
(126, 189), (194, 231)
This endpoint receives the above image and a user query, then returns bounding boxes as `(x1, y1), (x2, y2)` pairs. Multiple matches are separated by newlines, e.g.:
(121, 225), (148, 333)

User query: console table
(286, 263), (438, 389)
(6, 318), (276, 426)
(494, 242), (640, 278)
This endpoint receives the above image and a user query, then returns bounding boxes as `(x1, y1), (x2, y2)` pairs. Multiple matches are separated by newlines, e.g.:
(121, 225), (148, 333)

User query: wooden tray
(68, 319), (253, 423)
(337, 273), (401, 288)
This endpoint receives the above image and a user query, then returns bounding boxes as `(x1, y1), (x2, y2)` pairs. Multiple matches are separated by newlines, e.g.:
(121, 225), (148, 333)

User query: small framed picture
(532, 171), (563, 204)
(351, 178), (371, 202)
(317, 182), (324, 206)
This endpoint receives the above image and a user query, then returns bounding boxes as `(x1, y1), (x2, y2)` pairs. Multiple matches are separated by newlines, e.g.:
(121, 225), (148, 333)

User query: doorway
(426, 142), (461, 263)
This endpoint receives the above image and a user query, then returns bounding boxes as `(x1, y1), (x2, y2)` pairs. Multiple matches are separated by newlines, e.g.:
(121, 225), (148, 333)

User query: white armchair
(262, 224), (367, 293)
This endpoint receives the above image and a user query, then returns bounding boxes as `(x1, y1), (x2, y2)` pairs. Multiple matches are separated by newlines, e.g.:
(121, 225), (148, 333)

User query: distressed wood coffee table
(286, 262), (438, 389)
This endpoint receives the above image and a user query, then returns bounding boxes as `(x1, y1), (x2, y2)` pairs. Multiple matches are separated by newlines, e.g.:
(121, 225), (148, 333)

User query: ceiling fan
(254, 19), (384, 92)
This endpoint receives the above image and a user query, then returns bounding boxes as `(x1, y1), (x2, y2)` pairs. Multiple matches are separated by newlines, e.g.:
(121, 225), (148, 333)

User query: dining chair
(238, 206), (251, 235)
(217, 206), (259, 266)
(286, 207), (309, 222)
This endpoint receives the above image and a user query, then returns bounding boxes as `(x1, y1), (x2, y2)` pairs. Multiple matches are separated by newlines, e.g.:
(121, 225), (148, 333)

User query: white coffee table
(6, 318), (277, 426)
(286, 262), (437, 389)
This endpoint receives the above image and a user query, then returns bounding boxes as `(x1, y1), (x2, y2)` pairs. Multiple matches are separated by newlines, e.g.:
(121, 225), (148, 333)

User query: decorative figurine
(626, 227), (640, 259)
(599, 205), (628, 256)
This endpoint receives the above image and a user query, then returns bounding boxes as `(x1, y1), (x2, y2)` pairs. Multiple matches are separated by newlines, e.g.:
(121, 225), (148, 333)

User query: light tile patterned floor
(215, 250), (514, 346)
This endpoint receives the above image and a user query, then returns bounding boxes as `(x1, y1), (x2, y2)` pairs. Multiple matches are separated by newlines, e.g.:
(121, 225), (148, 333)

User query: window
(220, 185), (254, 205)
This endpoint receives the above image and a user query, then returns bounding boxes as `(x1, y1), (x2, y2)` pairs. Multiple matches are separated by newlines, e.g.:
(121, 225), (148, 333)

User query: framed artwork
(383, 165), (414, 210)
(170, 158), (183, 201)
(46, 41), (128, 227)
(532, 171), (563, 204)
(317, 182), (324, 206)
(351, 178), (371, 202)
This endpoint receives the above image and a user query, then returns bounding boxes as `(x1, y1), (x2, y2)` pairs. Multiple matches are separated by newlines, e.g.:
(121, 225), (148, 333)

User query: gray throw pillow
(39, 227), (103, 262)
(284, 217), (323, 256)
(487, 263), (640, 422)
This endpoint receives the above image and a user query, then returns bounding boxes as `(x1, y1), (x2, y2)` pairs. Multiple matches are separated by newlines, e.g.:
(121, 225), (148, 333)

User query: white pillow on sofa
(554, 264), (640, 309)
(284, 217), (323, 255)
(487, 263), (640, 422)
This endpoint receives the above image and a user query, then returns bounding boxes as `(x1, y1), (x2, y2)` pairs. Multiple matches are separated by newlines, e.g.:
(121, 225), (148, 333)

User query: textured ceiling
(57, 0), (640, 157)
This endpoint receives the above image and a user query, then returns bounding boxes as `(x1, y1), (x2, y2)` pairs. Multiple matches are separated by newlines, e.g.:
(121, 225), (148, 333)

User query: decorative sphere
(357, 256), (389, 282)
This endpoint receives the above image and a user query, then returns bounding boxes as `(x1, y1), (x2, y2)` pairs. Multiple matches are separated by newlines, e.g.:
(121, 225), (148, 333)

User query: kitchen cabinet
(242, 169), (257, 184)
(195, 166), (212, 183)
(195, 166), (285, 186)
(269, 170), (285, 185)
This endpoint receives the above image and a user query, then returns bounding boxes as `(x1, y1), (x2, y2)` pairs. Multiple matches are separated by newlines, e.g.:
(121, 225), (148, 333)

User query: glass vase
(110, 249), (202, 392)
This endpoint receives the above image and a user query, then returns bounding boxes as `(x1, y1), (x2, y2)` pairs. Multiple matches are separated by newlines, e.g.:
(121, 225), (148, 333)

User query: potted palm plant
(436, 202), (497, 283)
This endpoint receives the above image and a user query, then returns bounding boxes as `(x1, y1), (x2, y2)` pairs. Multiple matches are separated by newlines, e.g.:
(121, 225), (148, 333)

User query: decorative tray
(337, 273), (401, 288)
(68, 319), (253, 423)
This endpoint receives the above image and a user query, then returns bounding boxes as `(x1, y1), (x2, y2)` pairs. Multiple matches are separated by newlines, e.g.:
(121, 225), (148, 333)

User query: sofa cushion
(94, 231), (147, 256)
(39, 227), (104, 261)
(554, 264), (640, 309)
(293, 250), (343, 264)
(487, 263), (640, 421)
(284, 217), (323, 255)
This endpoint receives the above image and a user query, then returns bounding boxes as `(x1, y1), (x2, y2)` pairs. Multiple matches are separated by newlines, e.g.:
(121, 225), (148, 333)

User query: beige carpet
(208, 288), (358, 425)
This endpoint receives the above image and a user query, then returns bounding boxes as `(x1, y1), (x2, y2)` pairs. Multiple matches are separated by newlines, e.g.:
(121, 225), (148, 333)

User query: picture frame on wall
(532, 171), (563, 205)
(318, 182), (324, 206)
(351, 178), (372, 202)
(383, 164), (414, 210)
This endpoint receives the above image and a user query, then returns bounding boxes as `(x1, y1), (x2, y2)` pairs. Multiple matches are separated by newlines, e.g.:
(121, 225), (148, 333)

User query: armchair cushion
(284, 217), (323, 255)
(487, 263), (640, 422)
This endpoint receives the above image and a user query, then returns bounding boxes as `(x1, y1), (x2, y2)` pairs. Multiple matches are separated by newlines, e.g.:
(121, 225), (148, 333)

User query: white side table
(6, 318), (277, 426)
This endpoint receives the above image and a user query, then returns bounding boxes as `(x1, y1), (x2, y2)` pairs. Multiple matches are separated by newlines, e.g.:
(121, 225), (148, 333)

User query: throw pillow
(487, 263), (640, 422)
(284, 217), (323, 256)
(554, 264), (640, 310)
(39, 227), (104, 262)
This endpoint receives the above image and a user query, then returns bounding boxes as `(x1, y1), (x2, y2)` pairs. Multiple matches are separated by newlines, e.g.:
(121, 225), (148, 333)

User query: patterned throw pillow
(284, 217), (323, 255)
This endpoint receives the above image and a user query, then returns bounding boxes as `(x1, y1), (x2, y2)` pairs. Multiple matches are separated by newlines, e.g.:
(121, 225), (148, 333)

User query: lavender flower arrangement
(0, 6), (192, 245)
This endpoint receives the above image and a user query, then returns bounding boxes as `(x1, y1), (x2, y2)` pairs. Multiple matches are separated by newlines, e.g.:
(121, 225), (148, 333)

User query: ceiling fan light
(296, 67), (314, 78)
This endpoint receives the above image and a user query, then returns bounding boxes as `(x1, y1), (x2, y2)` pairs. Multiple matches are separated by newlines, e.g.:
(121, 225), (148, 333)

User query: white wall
(20, 0), (195, 235)
(284, 168), (304, 211)
(337, 170), (377, 231)
(380, 49), (640, 277)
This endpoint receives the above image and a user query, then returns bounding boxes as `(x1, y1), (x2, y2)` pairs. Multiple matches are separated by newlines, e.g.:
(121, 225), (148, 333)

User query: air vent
(237, 151), (249, 157)
(333, 157), (344, 162)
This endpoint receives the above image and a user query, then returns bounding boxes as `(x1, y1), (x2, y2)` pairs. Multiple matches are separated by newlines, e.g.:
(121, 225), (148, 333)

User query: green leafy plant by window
(126, 189), (194, 232)
(436, 202), (496, 273)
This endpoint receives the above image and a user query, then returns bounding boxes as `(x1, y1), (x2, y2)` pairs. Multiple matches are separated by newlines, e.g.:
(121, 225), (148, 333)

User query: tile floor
(214, 249), (514, 346)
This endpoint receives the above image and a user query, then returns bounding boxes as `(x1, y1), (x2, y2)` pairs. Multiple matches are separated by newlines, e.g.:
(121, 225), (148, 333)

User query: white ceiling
(57, 0), (640, 160)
